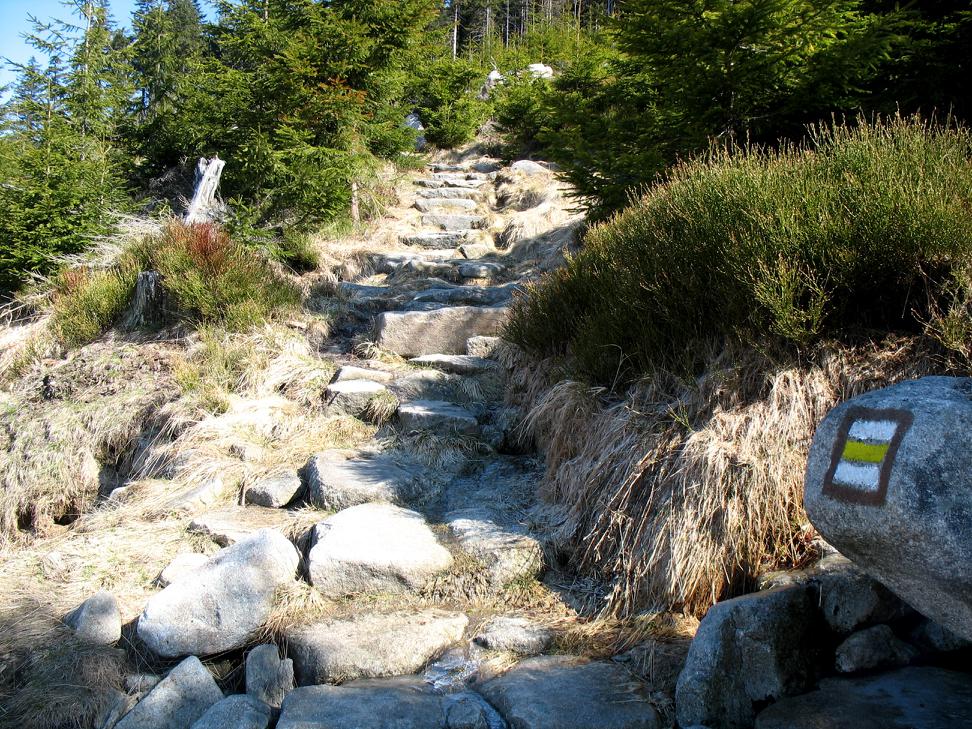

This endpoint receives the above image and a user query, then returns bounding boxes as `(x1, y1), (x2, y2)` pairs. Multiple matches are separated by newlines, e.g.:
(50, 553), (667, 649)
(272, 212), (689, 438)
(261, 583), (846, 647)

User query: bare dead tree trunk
(122, 271), (166, 330)
(185, 156), (225, 224)
(351, 181), (360, 224)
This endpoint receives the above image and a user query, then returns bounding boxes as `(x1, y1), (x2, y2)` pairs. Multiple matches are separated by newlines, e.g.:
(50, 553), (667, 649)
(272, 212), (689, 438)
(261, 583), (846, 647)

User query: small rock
(397, 400), (479, 435)
(445, 694), (490, 729)
(64, 590), (121, 645)
(447, 508), (543, 586)
(458, 242), (494, 259)
(525, 65), (554, 80)
(304, 450), (433, 510)
(170, 477), (226, 513)
(288, 610), (468, 685)
(188, 506), (296, 547)
(115, 656), (223, 729)
(189, 694), (272, 729)
(474, 616), (551, 654)
(755, 666), (972, 729)
(325, 379), (388, 416)
(409, 354), (495, 375)
(376, 305), (509, 357)
(466, 336), (503, 358)
(473, 160), (502, 173)
(835, 624), (918, 673)
(804, 376), (972, 642)
(158, 553), (209, 587)
(458, 262), (503, 279)
(246, 644), (294, 708)
(511, 159), (550, 174)
(277, 682), (447, 729)
(814, 556), (912, 633)
(244, 473), (303, 508)
(675, 582), (825, 729)
(306, 502), (453, 597)
(480, 655), (660, 729)
(137, 529), (299, 657)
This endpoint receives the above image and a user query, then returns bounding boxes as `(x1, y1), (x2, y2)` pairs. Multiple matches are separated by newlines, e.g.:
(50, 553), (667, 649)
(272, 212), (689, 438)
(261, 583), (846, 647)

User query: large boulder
(479, 655), (661, 729)
(755, 666), (972, 729)
(137, 529), (299, 657)
(306, 502), (453, 597)
(446, 508), (543, 587)
(303, 450), (433, 510)
(190, 694), (273, 729)
(675, 583), (826, 729)
(804, 376), (972, 641)
(116, 656), (223, 729)
(277, 681), (447, 729)
(63, 590), (121, 645)
(376, 306), (508, 357)
(287, 610), (468, 684)
(397, 400), (480, 436)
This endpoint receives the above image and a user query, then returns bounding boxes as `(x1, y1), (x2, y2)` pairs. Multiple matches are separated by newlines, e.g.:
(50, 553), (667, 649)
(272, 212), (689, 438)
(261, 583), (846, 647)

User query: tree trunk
(185, 156), (225, 224)
(122, 271), (166, 330)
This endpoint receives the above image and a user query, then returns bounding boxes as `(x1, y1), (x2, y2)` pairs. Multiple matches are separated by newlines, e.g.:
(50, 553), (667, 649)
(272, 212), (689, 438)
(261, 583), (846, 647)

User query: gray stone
(64, 590), (121, 645)
(755, 667), (972, 729)
(458, 262), (503, 279)
(473, 160), (502, 173)
(304, 450), (433, 510)
(376, 305), (509, 357)
(447, 508), (543, 586)
(510, 159), (549, 175)
(376, 250), (457, 273)
(277, 682), (447, 729)
(474, 616), (551, 654)
(675, 583), (825, 729)
(170, 477), (226, 513)
(245, 473), (303, 508)
(125, 673), (161, 694)
(306, 502), (453, 597)
(288, 610), (468, 684)
(804, 376), (972, 642)
(445, 695), (489, 729)
(418, 187), (481, 200)
(324, 379), (388, 416)
(908, 617), (972, 653)
(246, 644), (294, 708)
(410, 285), (517, 307)
(480, 655), (660, 729)
(137, 529), (299, 657)
(331, 365), (394, 384)
(190, 695), (273, 729)
(115, 656), (223, 729)
(401, 231), (468, 248)
(398, 400), (479, 435)
(458, 242), (494, 259)
(835, 624), (918, 673)
(188, 506), (297, 547)
(466, 336), (503, 358)
(414, 198), (479, 212)
(158, 552), (209, 587)
(96, 689), (132, 729)
(422, 213), (488, 231)
(409, 354), (495, 375)
(813, 555), (913, 633)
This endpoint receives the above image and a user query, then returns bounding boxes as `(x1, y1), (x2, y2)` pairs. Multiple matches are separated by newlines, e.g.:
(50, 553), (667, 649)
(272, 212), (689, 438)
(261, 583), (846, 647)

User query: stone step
(446, 508), (543, 586)
(409, 354), (496, 376)
(417, 187), (481, 200)
(376, 305), (509, 356)
(304, 450), (435, 510)
(287, 610), (468, 685)
(410, 284), (517, 307)
(400, 231), (468, 248)
(397, 399), (479, 436)
(458, 242), (495, 259)
(427, 163), (466, 172)
(458, 262), (504, 278)
(188, 506), (300, 547)
(414, 198), (479, 213)
(422, 213), (488, 231)
(324, 379), (389, 417)
(415, 177), (487, 189)
(375, 250), (457, 274)
(306, 502), (453, 597)
(331, 365), (395, 385)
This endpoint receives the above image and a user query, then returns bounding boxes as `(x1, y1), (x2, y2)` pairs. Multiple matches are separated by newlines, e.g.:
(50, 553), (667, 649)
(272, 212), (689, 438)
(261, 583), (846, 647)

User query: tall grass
(507, 115), (972, 384)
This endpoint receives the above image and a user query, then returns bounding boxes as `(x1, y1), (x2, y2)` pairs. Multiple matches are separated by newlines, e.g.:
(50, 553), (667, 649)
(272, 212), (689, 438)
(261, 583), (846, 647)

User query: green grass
(50, 222), (301, 348)
(507, 115), (972, 384)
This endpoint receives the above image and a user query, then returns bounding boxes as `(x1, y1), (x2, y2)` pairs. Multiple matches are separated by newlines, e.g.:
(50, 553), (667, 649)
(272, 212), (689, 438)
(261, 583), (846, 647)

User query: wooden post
(185, 156), (225, 224)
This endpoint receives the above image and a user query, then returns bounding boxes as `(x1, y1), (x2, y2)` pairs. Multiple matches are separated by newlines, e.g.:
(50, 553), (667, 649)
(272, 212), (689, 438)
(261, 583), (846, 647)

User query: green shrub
(493, 76), (553, 154)
(507, 116), (972, 384)
(51, 265), (140, 349)
(412, 57), (490, 148)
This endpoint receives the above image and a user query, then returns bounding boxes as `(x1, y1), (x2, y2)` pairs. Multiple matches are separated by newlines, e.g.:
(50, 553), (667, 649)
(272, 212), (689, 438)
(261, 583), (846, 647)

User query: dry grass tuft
(362, 390), (400, 425)
(521, 337), (940, 617)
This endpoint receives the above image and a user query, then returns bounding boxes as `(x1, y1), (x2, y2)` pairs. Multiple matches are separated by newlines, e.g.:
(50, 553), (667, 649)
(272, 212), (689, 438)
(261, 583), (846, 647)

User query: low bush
(412, 57), (491, 149)
(508, 116), (972, 385)
(51, 222), (300, 347)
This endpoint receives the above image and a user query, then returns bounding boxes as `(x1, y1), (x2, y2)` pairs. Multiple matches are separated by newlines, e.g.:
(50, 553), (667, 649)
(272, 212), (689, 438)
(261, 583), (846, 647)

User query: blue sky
(0, 1), (213, 92)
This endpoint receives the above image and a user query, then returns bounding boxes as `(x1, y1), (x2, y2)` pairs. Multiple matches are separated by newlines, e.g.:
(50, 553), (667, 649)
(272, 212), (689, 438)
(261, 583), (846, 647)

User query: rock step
(306, 502), (453, 597)
(414, 198), (479, 213)
(417, 187), (481, 200)
(331, 365), (395, 385)
(415, 177), (487, 189)
(374, 250), (458, 274)
(458, 242), (495, 259)
(188, 506), (301, 547)
(459, 261), (503, 278)
(400, 231), (468, 248)
(287, 610), (468, 685)
(397, 399), (479, 436)
(376, 305), (509, 357)
(446, 508), (543, 586)
(422, 213), (488, 231)
(304, 450), (435, 510)
(324, 379), (388, 417)
(409, 354), (495, 376)
(427, 163), (466, 172)
(410, 284), (517, 308)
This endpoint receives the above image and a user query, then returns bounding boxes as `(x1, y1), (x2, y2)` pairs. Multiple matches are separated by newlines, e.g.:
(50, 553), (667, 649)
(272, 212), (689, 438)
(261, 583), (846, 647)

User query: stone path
(104, 154), (662, 729)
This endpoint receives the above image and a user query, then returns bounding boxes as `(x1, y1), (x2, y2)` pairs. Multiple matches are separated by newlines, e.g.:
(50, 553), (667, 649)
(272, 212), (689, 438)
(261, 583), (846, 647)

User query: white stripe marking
(848, 420), (898, 443)
(833, 461), (881, 491)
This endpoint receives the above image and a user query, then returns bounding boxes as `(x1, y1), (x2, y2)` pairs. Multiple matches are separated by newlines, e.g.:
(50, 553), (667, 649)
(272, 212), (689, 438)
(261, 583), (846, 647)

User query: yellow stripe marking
(842, 439), (890, 464)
